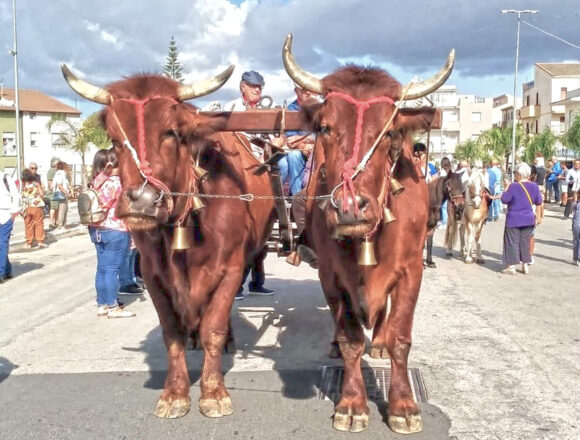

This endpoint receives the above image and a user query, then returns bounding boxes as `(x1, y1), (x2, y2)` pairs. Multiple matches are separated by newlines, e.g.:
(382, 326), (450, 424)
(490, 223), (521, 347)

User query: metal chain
(164, 191), (331, 202)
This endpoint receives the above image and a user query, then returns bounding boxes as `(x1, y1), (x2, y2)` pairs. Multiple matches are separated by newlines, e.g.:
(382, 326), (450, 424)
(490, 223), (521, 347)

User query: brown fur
(302, 66), (437, 432)
(99, 74), (275, 417)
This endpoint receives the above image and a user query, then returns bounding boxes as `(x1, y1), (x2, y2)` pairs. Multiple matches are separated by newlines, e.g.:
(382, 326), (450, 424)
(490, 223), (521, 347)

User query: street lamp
(501, 9), (538, 181)
(10, 0), (22, 180)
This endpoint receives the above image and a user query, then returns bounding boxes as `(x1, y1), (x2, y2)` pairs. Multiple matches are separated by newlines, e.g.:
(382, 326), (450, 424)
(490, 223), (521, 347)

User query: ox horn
(403, 49), (455, 100)
(282, 34), (325, 95)
(61, 64), (112, 105)
(177, 65), (235, 101)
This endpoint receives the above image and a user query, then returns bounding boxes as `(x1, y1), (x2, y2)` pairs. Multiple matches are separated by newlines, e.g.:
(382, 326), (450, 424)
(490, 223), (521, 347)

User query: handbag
(518, 182), (536, 220)
(53, 190), (66, 202)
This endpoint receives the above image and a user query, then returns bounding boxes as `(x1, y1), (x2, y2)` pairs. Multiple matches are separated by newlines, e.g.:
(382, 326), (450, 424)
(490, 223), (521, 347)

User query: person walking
(500, 162), (543, 275)
(572, 190), (580, 267)
(564, 159), (580, 219)
(0, 169), (20, 283)
(52, 161), (70, 231)
(20, 169), (47, 249)
(89, 150), (135, 318)
(46, 157), (60, 228)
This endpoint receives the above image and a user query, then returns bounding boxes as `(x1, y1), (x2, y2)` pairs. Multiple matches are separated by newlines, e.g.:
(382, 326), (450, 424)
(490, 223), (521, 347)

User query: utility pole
(9, 0), (22, 180)
(501, 9), (539, 181)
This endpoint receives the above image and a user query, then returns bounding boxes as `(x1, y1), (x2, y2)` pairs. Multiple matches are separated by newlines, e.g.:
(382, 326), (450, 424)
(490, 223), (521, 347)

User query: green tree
(563, 114), (580, 153)
(522, 127), (557, 163)
(478, 124), (526, 168)
(163, 36), (184, 83)
(453, 139), (485, 163)
(47, 112), (109, 187)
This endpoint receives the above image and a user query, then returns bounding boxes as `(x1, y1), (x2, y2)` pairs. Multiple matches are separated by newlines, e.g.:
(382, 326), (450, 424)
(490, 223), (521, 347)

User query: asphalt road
(0, 205), (578, 440)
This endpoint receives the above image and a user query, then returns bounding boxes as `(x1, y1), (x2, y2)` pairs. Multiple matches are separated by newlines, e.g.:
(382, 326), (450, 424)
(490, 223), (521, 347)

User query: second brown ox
(61, 65), (275, 419)
(283, 35), (454, 434)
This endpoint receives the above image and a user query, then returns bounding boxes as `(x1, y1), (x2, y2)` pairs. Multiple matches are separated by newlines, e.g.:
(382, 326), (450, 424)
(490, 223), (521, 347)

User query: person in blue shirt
(487, 158), (503, 221)
(546, 156), (562, 203)
(277, 86), (316, 195)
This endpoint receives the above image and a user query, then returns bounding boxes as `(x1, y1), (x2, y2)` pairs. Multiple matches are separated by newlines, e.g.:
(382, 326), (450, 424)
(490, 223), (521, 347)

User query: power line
(521, 20), (580, 51)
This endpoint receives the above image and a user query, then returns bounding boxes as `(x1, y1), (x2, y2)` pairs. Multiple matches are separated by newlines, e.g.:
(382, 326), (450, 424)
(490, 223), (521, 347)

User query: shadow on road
(0, 356), (19, 384)
(534, 237), (572, 249)
(10, 262), (43, 277)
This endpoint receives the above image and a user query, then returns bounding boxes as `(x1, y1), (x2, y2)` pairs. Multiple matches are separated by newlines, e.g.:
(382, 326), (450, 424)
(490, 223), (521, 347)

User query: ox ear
(175, 104), (227, 137)
(297, 101), (324, 132)
(395, 107), (441, 133)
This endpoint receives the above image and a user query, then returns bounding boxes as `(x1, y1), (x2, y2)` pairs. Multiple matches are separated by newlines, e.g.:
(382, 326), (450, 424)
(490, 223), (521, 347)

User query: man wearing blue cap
(226, 71), (275, 299)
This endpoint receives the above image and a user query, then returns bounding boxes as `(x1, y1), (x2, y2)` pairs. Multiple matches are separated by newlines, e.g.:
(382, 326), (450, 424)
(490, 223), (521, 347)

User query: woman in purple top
(500, 162), (543, 275)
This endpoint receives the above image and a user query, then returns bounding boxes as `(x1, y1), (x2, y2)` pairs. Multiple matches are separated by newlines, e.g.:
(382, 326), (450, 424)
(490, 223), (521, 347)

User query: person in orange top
(21, 169), (47, 248)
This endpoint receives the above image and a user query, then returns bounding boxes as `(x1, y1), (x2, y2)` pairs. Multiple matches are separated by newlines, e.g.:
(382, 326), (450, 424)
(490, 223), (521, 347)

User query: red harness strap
(325, 92), (395, 214)
(114, 96), (179, 196)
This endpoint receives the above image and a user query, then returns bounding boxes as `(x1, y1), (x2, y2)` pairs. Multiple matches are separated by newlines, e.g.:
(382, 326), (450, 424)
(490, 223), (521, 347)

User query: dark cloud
(1, 0), (578, 115)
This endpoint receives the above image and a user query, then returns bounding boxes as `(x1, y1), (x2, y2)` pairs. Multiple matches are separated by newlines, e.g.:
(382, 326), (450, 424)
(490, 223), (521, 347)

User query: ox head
(283, 35), (454, 237)
(61, 64), (234, 230)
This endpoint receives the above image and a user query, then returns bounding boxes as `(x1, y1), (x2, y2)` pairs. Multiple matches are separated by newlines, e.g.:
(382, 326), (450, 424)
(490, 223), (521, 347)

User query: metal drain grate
(318, 366), (428, 403)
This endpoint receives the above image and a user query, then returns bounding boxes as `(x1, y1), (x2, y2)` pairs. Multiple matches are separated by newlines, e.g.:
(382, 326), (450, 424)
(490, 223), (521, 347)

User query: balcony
(519, 105), (540, 119)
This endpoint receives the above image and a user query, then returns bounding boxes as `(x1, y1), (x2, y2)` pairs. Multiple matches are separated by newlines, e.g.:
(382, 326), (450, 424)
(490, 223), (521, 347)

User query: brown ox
(62, 65), (274, 419)
(283, 35), (454, 434)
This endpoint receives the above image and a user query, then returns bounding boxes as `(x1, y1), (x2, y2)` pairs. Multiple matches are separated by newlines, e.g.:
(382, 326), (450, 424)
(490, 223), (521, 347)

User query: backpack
(77, 178), (111, 225)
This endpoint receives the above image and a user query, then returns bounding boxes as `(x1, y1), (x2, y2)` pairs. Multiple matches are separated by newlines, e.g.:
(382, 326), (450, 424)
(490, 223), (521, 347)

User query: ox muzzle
(327, 190), (379, 237)
(117, 183), (170, 230)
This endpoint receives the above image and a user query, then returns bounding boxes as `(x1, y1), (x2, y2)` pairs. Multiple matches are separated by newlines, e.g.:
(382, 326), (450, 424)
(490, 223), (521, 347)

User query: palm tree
(47, 113), (109, 187)
(522, 127), (557, 163)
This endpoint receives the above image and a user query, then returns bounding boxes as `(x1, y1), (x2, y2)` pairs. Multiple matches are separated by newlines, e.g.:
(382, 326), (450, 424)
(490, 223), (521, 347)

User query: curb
(9, 225), (87, 253)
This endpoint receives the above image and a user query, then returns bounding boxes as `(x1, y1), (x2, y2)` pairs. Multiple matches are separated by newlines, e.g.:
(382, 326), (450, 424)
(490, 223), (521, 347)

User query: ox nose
(123, 184), (165, 217)
(334, 195), (369, 224)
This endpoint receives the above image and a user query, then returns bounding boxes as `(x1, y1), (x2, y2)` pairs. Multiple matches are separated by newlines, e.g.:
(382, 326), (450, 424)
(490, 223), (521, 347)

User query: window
(535, 120), (538, 134)
(443, 110), (458, 122)
(51, 133), (65, 148)
(30, 132), (39, 148)
(561, 87), (567, 100)
(471, 112), (481, 122)
(29, 112), (37, 120)
(560, 116), (565, 123)
(526, 123), (530, 134)
(471, 134), (480, 141)
(526, 95), (530, 106)
(2, 132), (16, 156)
(535, 93), (539, 106)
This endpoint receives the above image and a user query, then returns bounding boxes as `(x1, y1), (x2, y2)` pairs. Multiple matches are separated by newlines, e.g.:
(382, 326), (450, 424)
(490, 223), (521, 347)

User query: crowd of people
(422, 152), (580, 274)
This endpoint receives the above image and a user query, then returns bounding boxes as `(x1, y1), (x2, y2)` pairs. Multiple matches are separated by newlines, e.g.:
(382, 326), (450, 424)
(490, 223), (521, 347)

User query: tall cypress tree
(163, 36), (184, 83)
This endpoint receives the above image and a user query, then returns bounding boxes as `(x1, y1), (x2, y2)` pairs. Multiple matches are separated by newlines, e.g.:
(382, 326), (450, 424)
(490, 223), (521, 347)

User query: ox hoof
(333, 408), (369, 433)
(426, 262), (436, 269)
(328, 342), (341, 359)
(445, 251), (452, 257)
(387, 413), (423, 434)
(464, 258), (474, 265)
(476, 259), (485, 265)
(154, 397), (191, 419)
(199, 396), (234, 418)
(369, 345), (389, 359)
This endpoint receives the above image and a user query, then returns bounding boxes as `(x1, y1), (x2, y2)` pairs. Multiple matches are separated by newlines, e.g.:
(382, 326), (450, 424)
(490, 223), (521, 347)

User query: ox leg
(333, 312), (369, 433)
(384, 270), (423, 434)
(197, 268), (240, 418)
(146, 279), (191, 419)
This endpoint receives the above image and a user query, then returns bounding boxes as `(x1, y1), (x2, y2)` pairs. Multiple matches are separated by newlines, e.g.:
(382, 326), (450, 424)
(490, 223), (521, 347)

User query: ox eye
(318, 125), (331, 136)
(384, 130), (395, 139)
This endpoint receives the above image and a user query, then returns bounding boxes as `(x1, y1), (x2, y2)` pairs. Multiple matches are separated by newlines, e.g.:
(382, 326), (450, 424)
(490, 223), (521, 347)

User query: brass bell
(390, 178), (405, 196)
(171, 225), (192, 251)
(358, 236), (377, 266)
(192, 195), (205, 212)
(193, 165), (209, 182)
(317, 198), (329, 211)
(383, 207), (396, 224)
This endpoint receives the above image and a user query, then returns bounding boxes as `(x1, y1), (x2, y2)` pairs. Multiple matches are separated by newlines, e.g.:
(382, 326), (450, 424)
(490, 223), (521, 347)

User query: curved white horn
(61, 64), (111, 105)
(177, 65), (235, 101)
(282, 34), (324, 95)
(403, 49), (455, 100)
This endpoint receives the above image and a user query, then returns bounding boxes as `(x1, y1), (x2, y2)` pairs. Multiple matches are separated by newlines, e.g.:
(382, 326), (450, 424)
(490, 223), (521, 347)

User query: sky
(1, 0), (579, 118)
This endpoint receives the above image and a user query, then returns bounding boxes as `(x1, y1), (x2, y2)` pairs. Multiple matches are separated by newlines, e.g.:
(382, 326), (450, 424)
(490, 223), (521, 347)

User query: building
(413, 85), (495, 157)
(519, 63), (580, 136)
(492, 94), (521, 129)
(0, 88), (82, 179)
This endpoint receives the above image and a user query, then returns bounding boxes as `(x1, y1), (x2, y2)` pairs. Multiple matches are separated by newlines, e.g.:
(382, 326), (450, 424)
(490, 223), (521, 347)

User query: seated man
(275, 86), (317, 195)
(225, 70), (275, 299)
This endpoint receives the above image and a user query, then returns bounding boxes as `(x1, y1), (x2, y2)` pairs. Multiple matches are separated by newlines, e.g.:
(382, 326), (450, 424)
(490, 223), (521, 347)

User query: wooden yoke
(201, 108), (441, 133)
